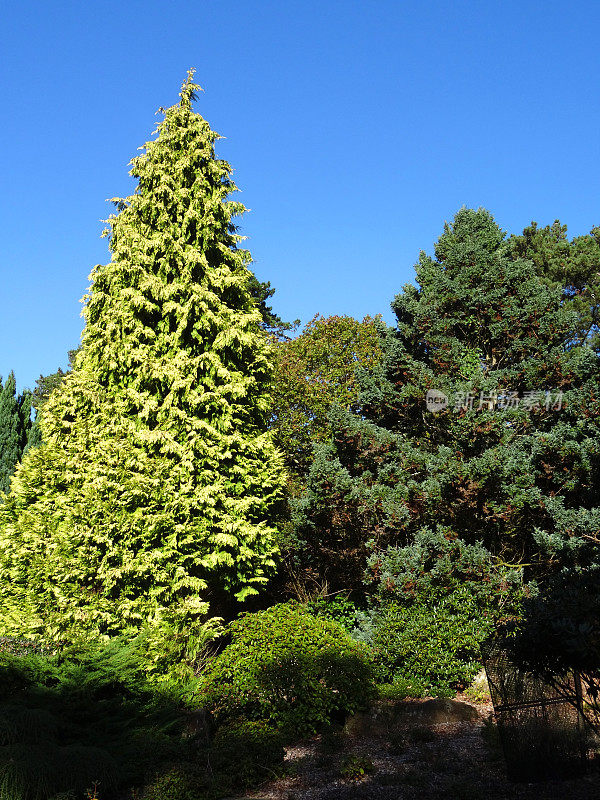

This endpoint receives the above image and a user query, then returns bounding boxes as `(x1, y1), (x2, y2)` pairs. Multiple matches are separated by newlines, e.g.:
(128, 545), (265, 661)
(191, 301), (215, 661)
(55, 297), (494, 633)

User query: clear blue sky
(2, 0), (599, 391)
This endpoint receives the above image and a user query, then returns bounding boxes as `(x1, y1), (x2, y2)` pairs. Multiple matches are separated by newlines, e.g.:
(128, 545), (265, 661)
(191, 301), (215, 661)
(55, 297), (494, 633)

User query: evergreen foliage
(268, 314), (382, 598)
(247, 275), (298, 341)
(355, 527), (526, 694)
(0, 374), (35, 494)
(508, 220), (600, 349)
(31, 350), (81, 414)
(0, 638), (196, 800)
(293, 208), (600, 596)
(199, 602), (375, 736)
(0, 72), (286, 651)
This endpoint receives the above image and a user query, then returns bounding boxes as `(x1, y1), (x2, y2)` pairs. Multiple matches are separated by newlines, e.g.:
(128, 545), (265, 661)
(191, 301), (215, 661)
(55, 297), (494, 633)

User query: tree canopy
(271, 314), (382, 475)
(292, 208), (600, 594)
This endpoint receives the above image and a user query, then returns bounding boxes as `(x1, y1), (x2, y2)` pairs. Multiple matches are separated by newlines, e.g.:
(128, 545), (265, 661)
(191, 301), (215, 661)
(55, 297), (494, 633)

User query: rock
(344, 698), (480, 737)
(400, 698), (480, 724)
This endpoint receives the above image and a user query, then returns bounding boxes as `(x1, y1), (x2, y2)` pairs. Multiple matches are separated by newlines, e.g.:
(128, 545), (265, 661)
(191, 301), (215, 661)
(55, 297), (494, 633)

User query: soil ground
(237, 695), (600, 800)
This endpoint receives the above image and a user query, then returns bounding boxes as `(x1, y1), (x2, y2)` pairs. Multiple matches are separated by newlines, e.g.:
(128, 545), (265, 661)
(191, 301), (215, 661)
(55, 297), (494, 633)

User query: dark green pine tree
(508, 219), (600, 349)
(293, 208), (600, 594)
(0, 72), (286, 652)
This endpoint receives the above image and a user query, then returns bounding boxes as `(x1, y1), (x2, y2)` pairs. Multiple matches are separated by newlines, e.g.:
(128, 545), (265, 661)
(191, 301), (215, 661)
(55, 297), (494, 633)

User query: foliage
(355, 527), (525, 694)
(463, 674), (491, 704)
(376, 675), (429, 701)
(0, 373), (35, 494)
(293, 208), (600, 602)
(199, 602), (375, 735)
(339, 754), (374, 780)
(141, 718), (284, 800)
(26, 349), (82, 451)
(246, 275), (298, 341)
(508, 220), (600, 349)
(0, 638), (195, 800)
(358, 599), (487, 696)
(31, 350), (81, 413)
(498, 565), (600, 683)
(0, 72), (286, 652)
(209, 718), (285, 789)
(140, 764), (209, 800)
(271, 314), (382, 475)
(364, 526), (525, 614)
(306, 594), (361, 632)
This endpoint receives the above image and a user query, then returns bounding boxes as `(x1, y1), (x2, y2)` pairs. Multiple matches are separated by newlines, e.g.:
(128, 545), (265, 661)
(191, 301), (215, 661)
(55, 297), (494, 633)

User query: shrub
(359, 594), (489, 695)
(0, 639), (195, 800)
(307, 595), (361, 632)
(377, 675), (429, 701)
(364, 527), (525, 617)
(199, 602), (376, 735)
(356, 528), (526, 696)
(339, 754), (374, 780)
(142, 719), (284, 800)
(210, 719), (285, 789)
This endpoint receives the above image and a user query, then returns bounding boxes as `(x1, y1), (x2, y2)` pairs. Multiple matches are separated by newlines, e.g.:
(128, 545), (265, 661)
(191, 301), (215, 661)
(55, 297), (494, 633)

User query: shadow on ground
(239, 698), (600, 800)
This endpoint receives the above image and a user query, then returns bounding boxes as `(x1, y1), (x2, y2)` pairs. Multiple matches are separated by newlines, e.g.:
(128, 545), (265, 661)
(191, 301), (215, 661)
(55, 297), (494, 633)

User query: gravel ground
(237, 697), (600, 800)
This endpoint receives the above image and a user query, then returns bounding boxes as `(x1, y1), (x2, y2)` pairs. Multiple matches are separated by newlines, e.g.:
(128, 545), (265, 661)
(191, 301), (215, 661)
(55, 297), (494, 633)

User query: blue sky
(2, 0), (599, 390)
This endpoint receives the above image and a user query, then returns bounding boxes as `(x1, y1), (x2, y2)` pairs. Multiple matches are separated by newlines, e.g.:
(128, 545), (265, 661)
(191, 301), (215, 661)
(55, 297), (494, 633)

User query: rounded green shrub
(363, 593), (490, 696)
(199, 602), (375, 735)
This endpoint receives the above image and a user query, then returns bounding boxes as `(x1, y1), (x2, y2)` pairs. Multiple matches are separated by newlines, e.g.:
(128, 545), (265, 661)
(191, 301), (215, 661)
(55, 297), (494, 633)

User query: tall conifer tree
(293, 208), (600, 593)
(0, 72), (285, 645)
(0, 373), (35, 494)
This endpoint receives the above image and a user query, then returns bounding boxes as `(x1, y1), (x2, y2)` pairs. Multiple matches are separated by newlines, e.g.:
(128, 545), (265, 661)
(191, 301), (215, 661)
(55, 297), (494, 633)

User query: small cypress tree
(0, 72), (285, 648)
(0, 373), (35, 494)
(0, 373), (22, 493)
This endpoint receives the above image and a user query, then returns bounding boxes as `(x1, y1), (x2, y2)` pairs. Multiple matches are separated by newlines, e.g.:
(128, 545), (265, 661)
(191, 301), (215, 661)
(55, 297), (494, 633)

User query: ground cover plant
(0, 638), (192, 800)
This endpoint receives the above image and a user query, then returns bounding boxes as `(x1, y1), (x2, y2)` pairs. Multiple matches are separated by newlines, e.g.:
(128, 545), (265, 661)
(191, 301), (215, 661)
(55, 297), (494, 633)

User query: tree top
(179, 68), (201, 108)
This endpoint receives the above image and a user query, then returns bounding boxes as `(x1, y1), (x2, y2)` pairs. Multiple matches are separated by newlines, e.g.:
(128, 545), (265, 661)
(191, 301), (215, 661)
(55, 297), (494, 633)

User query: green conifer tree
(293, 208), (600, 593)
(0, 72), (285, 649)
(0, 373), (22, 493)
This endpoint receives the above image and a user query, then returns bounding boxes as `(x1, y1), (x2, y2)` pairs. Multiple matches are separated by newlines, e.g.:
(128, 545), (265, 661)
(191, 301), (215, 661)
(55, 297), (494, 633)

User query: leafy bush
(356, 528), (526, 695)
(199, 602), (376, 735)
(376, 675), (429, 701)
(306, 595), (361, 632)
(360, 595), (489, 695)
